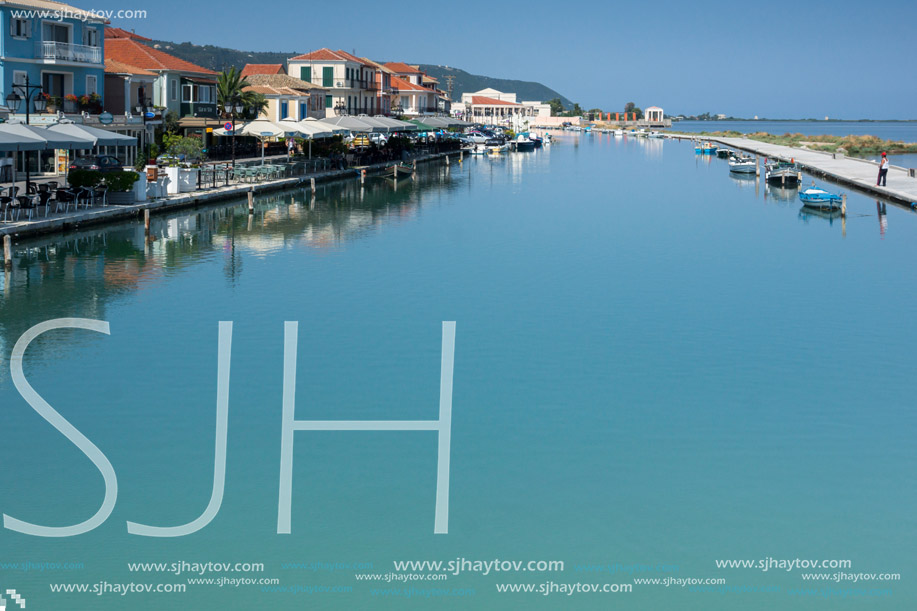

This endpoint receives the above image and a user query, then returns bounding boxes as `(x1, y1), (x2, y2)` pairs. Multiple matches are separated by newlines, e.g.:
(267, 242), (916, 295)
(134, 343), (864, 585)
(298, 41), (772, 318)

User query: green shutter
(300, 66), (310, 82)
(325, 95), (332, 108)
(322, 66), (334, 88)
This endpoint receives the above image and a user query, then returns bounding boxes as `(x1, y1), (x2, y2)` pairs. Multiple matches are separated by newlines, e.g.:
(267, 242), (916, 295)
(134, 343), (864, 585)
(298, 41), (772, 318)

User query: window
(300, 102), (308, 119)
(42, 22), (70, 43)
(12, 71), (28, 88)
(10, 18), (30, 38)
(171, 79), (178, 101)
(322, 66), (333, 88)
(82, 27), (99, 47)
(86, 75), (98, 95)
(325, 95), (332, 108)
(280, 100), (289, 120)
(199, 85), (213, 103)
(182, 84), (192, 103)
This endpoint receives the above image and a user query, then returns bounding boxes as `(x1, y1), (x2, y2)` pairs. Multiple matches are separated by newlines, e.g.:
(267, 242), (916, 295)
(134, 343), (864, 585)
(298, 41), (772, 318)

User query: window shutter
(300, 66), (310, 83)
(25, 19), (31, 38)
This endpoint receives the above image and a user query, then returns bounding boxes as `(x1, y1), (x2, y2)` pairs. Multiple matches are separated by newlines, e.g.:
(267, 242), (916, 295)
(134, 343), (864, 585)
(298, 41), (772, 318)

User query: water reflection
(0, 164), (468, 359)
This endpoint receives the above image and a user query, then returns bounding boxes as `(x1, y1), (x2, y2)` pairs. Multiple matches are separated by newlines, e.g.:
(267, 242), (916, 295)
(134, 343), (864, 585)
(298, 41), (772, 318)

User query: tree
(217, 67), (250, 115)
(624, 101), (635, 114)
(546, 97), (564, 116)
(241, 91), (268, 120)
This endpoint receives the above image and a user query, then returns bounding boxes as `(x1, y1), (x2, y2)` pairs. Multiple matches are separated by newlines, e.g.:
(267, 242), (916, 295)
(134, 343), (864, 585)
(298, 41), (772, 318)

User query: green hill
(417, 65), (573, 108)
(143, 41), (573, 108)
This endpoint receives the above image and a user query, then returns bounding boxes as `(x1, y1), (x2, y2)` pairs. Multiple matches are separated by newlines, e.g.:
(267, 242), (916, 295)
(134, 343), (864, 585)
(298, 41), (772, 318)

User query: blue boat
(799, 187), (843, 210)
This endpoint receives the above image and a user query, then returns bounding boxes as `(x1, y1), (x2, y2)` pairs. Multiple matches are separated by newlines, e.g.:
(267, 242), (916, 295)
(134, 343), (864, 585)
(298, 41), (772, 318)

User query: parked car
(69, 155), (123, 172)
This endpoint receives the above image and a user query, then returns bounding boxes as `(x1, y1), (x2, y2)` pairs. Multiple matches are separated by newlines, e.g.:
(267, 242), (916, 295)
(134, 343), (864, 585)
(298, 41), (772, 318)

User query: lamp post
(135, 97), (154, 167)
(334, 100), (346, 117)
(5, 75), (47, 195)
(223, 99), (244, 169)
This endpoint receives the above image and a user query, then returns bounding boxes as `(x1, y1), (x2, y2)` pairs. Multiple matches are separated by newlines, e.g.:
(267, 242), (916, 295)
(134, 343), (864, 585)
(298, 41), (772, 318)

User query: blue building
(1, 0), (106, 116)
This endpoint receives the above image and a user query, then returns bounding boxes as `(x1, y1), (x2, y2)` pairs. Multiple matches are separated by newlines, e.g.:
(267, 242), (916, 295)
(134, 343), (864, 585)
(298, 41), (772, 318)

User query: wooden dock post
(755, 155), (760, 177)
(460, 150), (463, 162)
(412, 159), (417, 172)
(310, 177), (316, 191)
(3, 235), (11, 270)
(394, 164), (398, 178)
(247, 188), (254, 214)
(360, 169), (366, 185)
(841, 194), (847, 218)
(445, 154), (450, 166)
(143, 208), (150, 232)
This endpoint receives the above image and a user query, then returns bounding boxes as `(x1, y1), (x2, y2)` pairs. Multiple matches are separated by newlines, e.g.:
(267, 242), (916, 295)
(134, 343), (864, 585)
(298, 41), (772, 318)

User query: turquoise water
(2, 134), (916, 610)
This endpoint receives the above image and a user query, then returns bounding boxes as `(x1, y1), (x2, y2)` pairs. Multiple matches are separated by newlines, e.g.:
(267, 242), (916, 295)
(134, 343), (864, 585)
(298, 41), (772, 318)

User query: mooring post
(394, 164), (398, 179)
(143, 208), (150, 233)
(460, 150), (464, 162)
(841, 194), (847, 218)
(413, 159), (417, 171)
(360, 169), (365, 185)
(445, 154), (450, 166)
(310, 177), (316, 192)
(3, 234), (11, 270)
(755, 154), (761, 176)
(248, 188), (254, 214)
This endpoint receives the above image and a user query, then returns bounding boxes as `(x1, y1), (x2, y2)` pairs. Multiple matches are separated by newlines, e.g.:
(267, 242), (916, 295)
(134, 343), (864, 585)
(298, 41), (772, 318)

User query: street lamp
(5, 75), (47, 194)
(135, 97), (154, 166)
(334, 100), (346, 116)
(223, 98), (244, 169)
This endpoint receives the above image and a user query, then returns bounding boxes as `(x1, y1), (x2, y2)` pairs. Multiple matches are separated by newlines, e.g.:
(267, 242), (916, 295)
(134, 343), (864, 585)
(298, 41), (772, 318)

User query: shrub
(103, 170), (140, 192)
(67, 169), (103, 189)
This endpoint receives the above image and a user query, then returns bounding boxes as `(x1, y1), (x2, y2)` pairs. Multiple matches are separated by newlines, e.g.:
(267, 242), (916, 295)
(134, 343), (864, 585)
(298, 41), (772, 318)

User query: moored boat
(728, 156), (757, 174)
(514, 134), (536, 151)
(383, 162), (414, 178)
(765, 161), (801, 185)
(799, 186), (843, 210)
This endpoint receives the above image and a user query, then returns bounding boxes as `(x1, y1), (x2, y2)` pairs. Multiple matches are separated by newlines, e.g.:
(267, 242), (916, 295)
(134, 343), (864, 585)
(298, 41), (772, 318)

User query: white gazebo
(645, 106), (664, 122)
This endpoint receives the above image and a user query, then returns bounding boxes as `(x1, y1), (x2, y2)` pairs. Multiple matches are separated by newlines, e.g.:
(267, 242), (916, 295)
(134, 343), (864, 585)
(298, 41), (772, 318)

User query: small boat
(799, 186), (843, 210)
(648, 131), (664, 139)
(702, 142), (717, 154)
(529, 135), (543, 148)
(514, 134), (536, 151)
(728, 156), (757, 174)
(716, 148), (732, 158)
(383, 162), (414, 178)
(613, 129), (624, 136)
(765, 161), (800, 185)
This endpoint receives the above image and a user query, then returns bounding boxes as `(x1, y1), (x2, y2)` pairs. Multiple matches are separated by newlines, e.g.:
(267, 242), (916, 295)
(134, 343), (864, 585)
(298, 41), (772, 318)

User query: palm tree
(241, 91), (268, 120)
(217, 67), (249, 116)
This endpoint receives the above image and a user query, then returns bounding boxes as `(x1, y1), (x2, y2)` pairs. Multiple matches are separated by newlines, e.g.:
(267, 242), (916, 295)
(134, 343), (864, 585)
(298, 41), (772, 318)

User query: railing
(34, 41), (102, 64)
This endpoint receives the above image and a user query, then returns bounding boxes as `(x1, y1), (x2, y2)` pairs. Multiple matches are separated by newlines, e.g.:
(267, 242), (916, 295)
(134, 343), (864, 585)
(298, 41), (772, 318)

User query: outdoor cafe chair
(1, 186), (19, 221)
(14, 194), (38, 221)
(92, 184), (108, 207)
(55, 188), (77, 214)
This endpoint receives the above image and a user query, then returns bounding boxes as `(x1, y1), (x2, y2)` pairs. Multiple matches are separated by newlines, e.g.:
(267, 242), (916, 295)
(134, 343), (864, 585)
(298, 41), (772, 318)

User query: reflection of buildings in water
(0, 166), (467, 359)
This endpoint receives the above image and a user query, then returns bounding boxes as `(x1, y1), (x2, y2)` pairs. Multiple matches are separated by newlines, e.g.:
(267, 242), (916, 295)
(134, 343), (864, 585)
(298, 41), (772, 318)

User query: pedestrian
(877, 152), (889, 186)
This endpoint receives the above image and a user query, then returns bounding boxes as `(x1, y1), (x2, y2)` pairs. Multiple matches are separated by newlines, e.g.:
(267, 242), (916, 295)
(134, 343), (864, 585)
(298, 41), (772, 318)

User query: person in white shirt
(878, 152), (889, 186)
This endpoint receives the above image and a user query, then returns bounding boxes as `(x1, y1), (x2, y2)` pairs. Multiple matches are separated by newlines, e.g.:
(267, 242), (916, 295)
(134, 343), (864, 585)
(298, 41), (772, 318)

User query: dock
(698, 135), (917, 206)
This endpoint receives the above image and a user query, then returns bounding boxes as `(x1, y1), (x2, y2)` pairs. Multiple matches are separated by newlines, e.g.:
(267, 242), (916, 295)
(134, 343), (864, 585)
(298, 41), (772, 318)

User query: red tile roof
(105, 27), (152, 41)
(104, 58), (155, 76)
(333, 49), (372, 67)
(290, 48), (347, 62)
(391, 76), (429, 93)
(105, 39), (217, 75)
(470, 96), (522, 106)
(385, 62), (422, 74)
(241, 64), (284, 76)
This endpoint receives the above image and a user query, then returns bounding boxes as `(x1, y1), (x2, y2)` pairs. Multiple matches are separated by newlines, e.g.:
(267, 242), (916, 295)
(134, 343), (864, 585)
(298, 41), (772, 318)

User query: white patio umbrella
(0, 122), (94, 194)
(47, 122), (137, 146)
(302, 117), (348, 135)
(276, 120), (334, 159)
(214, 119), (299, 165)
(0, 129), (45, 199)
(318, 115), (383, 133)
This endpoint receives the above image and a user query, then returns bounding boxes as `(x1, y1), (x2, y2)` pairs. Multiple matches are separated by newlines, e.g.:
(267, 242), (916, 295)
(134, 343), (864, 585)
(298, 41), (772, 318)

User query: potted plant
(162, 135), (204, 193)
(103, 170), (141, 204)
(42, 93), (59, 113)
(64, 94), (79, 114)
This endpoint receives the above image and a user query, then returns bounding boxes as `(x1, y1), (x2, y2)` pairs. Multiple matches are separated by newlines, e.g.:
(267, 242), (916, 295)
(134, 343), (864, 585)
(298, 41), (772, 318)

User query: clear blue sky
(97, 0), (915, 119)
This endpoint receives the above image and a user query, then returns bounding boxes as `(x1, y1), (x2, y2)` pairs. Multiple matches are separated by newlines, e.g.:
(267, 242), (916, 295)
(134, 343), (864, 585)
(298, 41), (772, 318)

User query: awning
(47, 122), (137, 146)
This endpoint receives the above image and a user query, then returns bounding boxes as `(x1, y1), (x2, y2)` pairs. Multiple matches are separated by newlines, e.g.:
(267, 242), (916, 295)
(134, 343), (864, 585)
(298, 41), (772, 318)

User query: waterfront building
(287, 49), (379, 117)
(358, 57), (394, 116)
(239, 66), (327, 121)
(105, 29), (219, 137)
(645, 106), (664, 123)
(459, 88), (551, 124)
(384, 62), (438, 116)
(0, 0), (106, 116)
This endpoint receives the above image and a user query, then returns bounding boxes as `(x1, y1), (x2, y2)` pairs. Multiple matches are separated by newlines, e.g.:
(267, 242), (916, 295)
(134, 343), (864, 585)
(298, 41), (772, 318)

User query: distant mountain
(142, 41), (573, 108)
(418, 65), (573, 108)
(146, 40), (292, 72)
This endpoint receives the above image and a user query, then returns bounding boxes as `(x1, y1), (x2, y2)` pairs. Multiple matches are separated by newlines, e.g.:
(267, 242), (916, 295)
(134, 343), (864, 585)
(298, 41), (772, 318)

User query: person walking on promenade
(878, 152), (889, 186)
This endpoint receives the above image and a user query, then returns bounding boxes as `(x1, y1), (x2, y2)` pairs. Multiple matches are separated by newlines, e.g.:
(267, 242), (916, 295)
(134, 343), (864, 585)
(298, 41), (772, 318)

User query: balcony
(34, 41), (102, 64)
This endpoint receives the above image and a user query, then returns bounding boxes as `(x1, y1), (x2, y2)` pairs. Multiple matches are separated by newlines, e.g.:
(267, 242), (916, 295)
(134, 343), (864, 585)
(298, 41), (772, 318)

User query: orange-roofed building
(105, 36), (220, 134)
(241, 64), (284, 77)
(287, 48), (381, 117)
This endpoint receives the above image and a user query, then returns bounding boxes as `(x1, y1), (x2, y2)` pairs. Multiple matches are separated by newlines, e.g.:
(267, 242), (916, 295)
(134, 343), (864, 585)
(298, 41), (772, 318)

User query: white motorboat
(728, 156), (757, 174)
